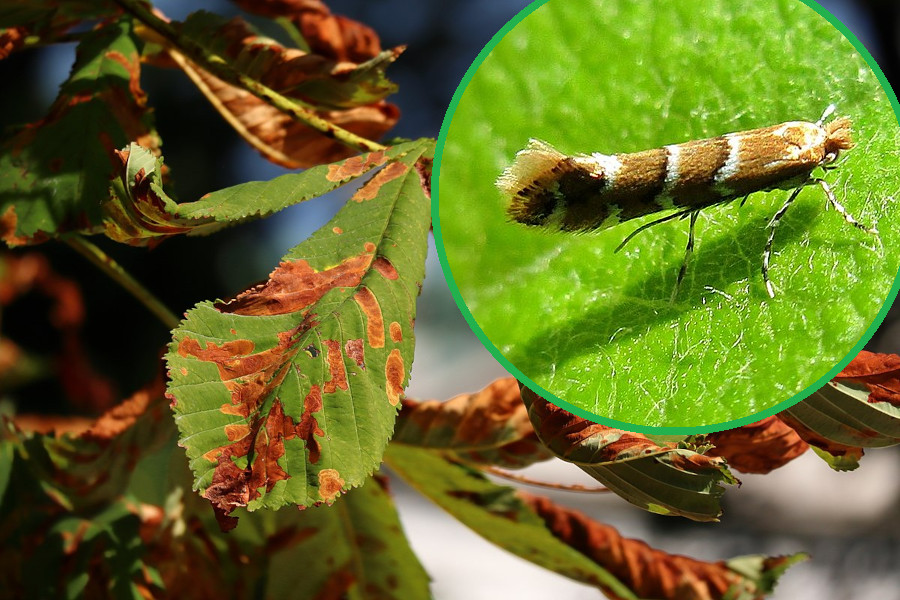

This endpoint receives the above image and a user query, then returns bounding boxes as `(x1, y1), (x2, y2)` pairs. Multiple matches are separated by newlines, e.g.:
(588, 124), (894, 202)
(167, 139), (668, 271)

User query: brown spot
(318, 468), (345, 502)
(353, 287), (384, 348)
(180, 367), (188, 376)
(326, 150), (387, 181)
(415, 155), (432, 198)
(178, 337), (255, 360)
(364, 242), (376, 252)
(0, 206), (29, 246)
(332, 227), (343, 234)
(322, 339), (348, 393)
(345, 339), (365, 369)
(373, 257), (398, 280)
(216, 247), (376, 317)
(225, 423), (251, 441)
(296, 385), (325, 463)
(353, 162), (409, 201)
(385, 349), (404, 406)
(389, 321), (402, 342)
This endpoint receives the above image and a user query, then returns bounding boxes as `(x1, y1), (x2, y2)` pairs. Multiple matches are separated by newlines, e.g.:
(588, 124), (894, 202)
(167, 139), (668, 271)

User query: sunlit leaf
(104, 140), (425, 246)
(521, 386), (736, 521)
(166, 143), (432, 525)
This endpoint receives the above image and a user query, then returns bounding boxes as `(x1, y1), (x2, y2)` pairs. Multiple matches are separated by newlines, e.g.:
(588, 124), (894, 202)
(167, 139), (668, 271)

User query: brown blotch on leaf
(216, 248), (375, 317)
(353, 287), (384, 348)
(385, 349), (404, 406)
(345, 339), (365, 369)
(326, 150), (388, 181)
(224, 423), (251, 442)
(835, 350), (900, 406)
(332, 227), (343, 234)
(322, 339), (349, 393)
(353, 162), (409, 201)
(318, 468), (345, 502)
(706, 416), (808, 474)
(373, 256), (399, 280)
(297, 385), (325, 463)
(389, 321), (402, 343)
(0, 206), (30, 246)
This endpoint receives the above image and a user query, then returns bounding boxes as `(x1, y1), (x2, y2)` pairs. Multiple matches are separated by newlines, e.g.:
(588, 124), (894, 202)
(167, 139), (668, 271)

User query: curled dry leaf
(705, 416), (808, 474)
(521, 492), (806, 600)
(521, 386), (736, 521)
(180, 57), (399, 168)
(231, 0), (384, 62)
(154, 10), (401, 169)
(835, 350), (900, 406)
(395, 378), (554, 468)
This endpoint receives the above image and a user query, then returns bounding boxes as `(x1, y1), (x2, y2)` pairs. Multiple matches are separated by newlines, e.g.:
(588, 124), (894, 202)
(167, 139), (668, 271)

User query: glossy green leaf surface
(166, 143), (432, 519)
(436, 0), (900, 431)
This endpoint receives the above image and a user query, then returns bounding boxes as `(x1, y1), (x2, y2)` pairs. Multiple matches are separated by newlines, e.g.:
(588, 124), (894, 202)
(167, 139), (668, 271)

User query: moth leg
(615, 207), (696, 253)
(813, 178), (878, 235)
(671, 210), (700, 303)
(763, 186), (804, 298)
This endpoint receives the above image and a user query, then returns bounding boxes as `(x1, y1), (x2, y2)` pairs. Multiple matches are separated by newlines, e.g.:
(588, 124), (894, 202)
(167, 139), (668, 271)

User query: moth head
(823, 116), (854, 163)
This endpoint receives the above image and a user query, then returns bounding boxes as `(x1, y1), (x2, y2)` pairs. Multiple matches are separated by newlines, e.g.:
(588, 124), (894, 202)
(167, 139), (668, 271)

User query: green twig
(64, 236), (180, 331)
(114, 0), (385, 154)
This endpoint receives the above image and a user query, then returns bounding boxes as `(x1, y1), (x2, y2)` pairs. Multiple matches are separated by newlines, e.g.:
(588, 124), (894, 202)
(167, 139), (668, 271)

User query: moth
(497, 106), (878, 299)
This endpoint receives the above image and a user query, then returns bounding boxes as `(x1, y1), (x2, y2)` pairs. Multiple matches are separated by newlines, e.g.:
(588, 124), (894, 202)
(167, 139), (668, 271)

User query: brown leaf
(231, 0), (384, 62)
(0, 253), (117, 412)
(0, 27), (27, 60)
(520, 492), (799, 600)
(184, 62), (399, 168)
(706, 416), (809, 474)
(834, 350), (900, 406)
(395, 378), (553, 468)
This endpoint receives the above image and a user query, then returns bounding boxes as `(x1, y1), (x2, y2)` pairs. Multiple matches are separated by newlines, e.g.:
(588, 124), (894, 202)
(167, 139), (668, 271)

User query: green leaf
(254, 475), (431, 600)
(0, 18), (159, 246)
(0, 388), (173, 599)
(166, 143), (432, 521)
(436, 0), (900, 429)
(103, 140), (426, 245)
(522, 386), (736, 521)
(384, 443), (639, 600)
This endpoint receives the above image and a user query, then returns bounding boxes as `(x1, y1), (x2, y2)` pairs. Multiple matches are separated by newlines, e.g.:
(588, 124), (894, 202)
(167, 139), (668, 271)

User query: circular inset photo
(434, 0), (900, 432)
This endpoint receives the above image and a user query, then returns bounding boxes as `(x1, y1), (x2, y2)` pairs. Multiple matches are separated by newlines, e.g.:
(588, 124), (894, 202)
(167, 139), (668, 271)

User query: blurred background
(1, 0), (899, 598)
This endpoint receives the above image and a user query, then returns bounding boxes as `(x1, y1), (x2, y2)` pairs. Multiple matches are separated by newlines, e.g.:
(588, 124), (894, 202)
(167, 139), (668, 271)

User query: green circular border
(432, 0), (900, 434)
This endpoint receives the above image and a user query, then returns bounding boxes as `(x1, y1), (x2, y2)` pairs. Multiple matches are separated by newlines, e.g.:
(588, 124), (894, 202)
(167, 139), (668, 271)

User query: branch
(64, 236), (180, 330)
(480, 465), (611, 493)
